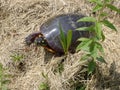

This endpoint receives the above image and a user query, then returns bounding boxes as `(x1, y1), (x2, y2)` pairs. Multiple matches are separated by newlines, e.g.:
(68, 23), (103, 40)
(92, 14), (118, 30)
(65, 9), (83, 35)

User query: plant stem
(97, 0), (106, 22)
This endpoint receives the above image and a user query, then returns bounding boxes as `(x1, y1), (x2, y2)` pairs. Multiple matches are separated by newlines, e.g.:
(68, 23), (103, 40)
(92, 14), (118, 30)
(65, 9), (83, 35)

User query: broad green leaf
(93, 4), (103, 12)
(76, 39), (92, 51)
(80, 54), (90, 60)
(101, 31), (105, 41)
(89, 43), (98, 58)
(102, 20), (117, 31)
(88, 60), (96, 75)
(105, 0), (111, 3)
(107, 4), (120, 13)
(67, 30), (72, 52)
(97, 56), (107, 64)
(77, 38), (91, 41)
(77, 17), (96, 22)
(88, 0), (95, 2)
(95, 42), (104, 54)
(76, 27), (89, 31)
(76, 26), (94, 31)
(88, 0), (102, 5)
(100, 12), (108, 17)
(95, 22), (102, 40)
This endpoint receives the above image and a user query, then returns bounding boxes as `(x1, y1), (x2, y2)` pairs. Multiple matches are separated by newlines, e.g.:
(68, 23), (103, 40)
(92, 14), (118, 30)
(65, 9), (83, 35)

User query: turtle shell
(40, 14), (93, 53)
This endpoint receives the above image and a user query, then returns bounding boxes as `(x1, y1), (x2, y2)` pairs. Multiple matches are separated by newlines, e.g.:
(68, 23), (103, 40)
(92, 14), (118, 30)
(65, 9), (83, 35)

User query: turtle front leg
(25, 32), (41, 45)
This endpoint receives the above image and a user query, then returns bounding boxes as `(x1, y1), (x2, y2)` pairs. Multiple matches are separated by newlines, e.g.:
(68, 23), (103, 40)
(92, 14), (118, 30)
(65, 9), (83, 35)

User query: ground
(0, 0), (120, 90)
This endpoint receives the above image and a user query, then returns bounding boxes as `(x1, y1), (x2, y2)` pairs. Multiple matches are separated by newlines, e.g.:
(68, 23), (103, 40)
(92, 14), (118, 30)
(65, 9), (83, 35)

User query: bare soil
(0, 0), (120, 90)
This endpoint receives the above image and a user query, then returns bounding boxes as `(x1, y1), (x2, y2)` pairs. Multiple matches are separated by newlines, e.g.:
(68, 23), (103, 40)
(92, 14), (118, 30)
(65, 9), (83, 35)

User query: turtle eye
(41, 40), (46, 46)
(40, 40), (47, 46)
(41, 40), (44, 43)
(34, 37), (47, 46)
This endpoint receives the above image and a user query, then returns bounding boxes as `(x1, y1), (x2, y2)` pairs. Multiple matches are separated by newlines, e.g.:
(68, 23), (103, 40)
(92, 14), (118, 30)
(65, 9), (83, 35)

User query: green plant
(76, 0), (119, 74)
(76, 85), (86, 90)
(39, 82), (49, 90)
(53, 61), (64, 74)
(10, 53), (23, 62)
(59, 23), (72, 55)
(0, 63), (10, 90)
(39, 73), (50, 90)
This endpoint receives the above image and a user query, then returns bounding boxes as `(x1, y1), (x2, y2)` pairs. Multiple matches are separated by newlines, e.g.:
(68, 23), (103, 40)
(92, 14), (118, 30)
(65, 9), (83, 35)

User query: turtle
(25, 14), (93, 54)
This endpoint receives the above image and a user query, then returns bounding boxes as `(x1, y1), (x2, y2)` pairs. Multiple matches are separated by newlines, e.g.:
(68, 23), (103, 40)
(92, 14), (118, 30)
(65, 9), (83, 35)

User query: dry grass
(0, 0), (120, 90)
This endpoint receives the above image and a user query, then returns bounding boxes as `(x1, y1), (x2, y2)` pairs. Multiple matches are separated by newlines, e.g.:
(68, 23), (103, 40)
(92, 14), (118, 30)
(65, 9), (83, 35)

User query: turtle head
(25, 32), (43, 46)
(34, 37), (47, 47)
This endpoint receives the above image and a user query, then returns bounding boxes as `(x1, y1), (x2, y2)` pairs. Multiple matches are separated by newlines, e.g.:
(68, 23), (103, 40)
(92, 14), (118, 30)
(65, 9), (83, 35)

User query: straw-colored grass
(0, 0), (120, 90)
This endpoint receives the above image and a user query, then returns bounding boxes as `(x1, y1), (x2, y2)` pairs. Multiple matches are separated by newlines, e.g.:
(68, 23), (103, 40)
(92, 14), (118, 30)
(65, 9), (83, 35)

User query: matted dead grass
(0, 0), (120, 90)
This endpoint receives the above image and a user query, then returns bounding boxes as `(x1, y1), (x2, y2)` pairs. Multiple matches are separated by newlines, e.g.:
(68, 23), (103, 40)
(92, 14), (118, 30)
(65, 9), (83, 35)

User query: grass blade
(66, 30), (72, 52)
(59, 23), (67, 53)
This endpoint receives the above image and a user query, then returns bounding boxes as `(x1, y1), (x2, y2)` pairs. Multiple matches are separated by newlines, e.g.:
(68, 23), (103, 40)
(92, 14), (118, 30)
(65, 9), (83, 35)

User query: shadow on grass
(44, 50), (54, 64)
(95, 61), (120, 90)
